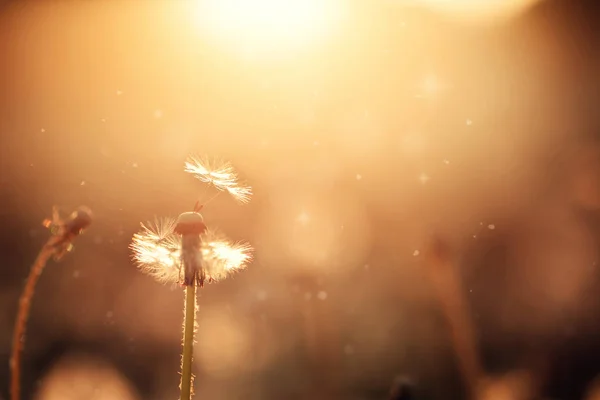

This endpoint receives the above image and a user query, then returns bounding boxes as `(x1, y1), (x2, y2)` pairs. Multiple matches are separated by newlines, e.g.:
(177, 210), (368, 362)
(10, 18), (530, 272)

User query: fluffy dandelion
(184, 155), (252, 203)
(11, 206), (92, 400)
(130, 217), (252, 286)
(130, 210), (252, 400)
(132, 154), (253, 400)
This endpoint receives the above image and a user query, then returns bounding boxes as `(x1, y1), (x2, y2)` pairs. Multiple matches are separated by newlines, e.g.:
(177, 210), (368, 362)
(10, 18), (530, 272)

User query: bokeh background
(1, 0), (600, 399)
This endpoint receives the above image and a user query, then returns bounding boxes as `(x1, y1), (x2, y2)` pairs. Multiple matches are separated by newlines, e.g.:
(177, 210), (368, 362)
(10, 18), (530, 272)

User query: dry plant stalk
(10, 206), (92, 400)
(425, 237), (483, 400)
(130, 156), (252, 400)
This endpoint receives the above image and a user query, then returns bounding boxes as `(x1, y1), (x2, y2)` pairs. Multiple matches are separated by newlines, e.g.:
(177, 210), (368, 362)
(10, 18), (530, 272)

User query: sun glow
(195, 0), (342, 52)
(411, 0), (541, 24)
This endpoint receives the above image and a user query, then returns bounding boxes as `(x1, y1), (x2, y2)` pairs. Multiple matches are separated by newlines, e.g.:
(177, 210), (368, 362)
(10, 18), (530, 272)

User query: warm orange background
(1, 0), (599, 399)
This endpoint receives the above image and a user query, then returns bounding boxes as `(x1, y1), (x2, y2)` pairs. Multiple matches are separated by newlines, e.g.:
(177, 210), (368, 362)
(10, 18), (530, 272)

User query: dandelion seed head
(131, 219), (253, 285)
(185, 155), (252, 203)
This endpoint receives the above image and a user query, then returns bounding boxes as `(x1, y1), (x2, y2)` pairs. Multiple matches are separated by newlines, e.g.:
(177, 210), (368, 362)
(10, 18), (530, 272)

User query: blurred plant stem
(426, 237), (483, 400)
(10, 206), (92, 400)
(292, 273), (341, 399)
(180, 282), (197, 400)
(10, 245), (55, 400)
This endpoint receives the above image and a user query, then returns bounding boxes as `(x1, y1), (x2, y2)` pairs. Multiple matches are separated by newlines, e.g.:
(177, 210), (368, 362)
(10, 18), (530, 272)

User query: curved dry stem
(10, 244), (55, 400)
(180, 283), (197, 400)
(426, 237), (483, 400)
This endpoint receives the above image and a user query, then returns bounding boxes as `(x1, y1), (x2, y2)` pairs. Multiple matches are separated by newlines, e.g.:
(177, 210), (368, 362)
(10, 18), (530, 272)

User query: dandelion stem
(180, 281), (197, 400)
(10, 243), (55, 400)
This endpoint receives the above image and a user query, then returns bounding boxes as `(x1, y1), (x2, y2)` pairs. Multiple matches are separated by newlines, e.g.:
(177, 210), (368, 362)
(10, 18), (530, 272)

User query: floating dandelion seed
(130, 217), (253, 286)
(184, 156), (252, 203)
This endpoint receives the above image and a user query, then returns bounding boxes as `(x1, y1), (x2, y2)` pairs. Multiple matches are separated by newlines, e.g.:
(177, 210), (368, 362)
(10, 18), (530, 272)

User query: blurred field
(0, 0), (599, 399)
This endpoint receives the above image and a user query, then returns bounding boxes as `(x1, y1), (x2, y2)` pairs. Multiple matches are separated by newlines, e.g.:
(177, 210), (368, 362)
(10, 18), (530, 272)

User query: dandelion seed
(184, 156), (252, 203)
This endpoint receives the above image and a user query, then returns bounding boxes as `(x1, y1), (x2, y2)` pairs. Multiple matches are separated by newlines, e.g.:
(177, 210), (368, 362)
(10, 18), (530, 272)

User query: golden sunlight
(416, 0), (542, 24)
(194, 0), (343, 52)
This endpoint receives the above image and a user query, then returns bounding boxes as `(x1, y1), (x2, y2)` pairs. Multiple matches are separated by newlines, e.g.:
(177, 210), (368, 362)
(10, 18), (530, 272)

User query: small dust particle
(80, 181), (86, 186)
(443, 159), (450, 165)
(304, 292), (312, 301)
(106, 311), (114, 318)
(466, 119), (473, 126)
(317, 291), (328, 300)
(257, 290), (268, 301)
(344, 344), (355, 355)
(40, 128), (45, 133)
(356, 174), (362, 180)
(73, 270), (81, 279)
(488, 224), (495, 230)
(413, 250), (420, 256)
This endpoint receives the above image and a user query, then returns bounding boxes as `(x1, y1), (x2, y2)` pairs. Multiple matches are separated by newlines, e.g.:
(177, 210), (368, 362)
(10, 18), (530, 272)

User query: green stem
(180, 283), (197, 400)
